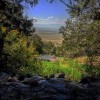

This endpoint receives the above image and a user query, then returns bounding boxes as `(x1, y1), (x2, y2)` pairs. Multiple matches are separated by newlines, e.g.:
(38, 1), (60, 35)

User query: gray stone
(22, 78), (39, 86)
(0, 73), (100, 100)
(55, 73), (65, 78)
(0, 72), (9, 82)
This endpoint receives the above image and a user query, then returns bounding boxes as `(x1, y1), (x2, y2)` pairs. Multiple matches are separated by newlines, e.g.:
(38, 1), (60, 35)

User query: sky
(24, 0), (69, 32)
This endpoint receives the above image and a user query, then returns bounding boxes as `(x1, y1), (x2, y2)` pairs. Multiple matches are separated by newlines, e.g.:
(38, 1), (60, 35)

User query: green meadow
(19, 58), (89, 81)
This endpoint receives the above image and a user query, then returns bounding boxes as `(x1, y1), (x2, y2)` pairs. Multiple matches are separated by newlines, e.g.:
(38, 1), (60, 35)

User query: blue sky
(24, 0), (69, 32)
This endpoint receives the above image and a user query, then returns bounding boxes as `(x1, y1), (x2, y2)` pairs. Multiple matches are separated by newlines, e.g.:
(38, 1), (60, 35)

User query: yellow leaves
(1, 27), (7, 33)
(8, 30), (20, 37)
(9, 30), (19, 34)
(75, 56), (87, 64)
(1, 28), (20, 35)
(18, 36), (35, 53)
(27, 46), (34, 53)
(4, 29), (37, 66)
(18, 36), (27, 47)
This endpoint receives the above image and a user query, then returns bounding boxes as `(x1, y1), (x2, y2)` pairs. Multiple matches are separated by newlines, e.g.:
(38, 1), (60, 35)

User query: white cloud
(33, 17), (37, 19)
(47, 16), (54, 19)
(34, 16), (66, 25)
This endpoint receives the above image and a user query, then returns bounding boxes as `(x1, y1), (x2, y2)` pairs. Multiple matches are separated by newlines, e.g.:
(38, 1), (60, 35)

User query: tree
(0, 0), (37, 34)
(67, 0), (100, 20)
(49, 0), (100, 76)
(2, 29), (38, 71)
(49, 0), (100, 20)
(0, 0), (39, 71)
(43, 41), (56, 55)
(0, 0), (38, 54)
(30, 34), (43, 54)
(60, 18), (100, 56)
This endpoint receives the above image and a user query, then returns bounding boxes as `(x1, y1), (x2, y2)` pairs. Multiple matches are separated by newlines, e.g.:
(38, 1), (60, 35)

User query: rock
(44, 87), (57, 94)
(80, 76), (98, 85)
(0, 82), (31, 100)
(80, 76), (91, 85)
(35, 94), (70, 100)
(65, 75), (71, 81)
(26, 73), (33, 78)
(68, 82), (88, 94)
(32, 75), (45, 81)
(55, 73), (65, 78)
(40, 78), (69, 94)
(50, 74), (54, 78)
(0, 72), (9, 82)
(18, 75), (25, 81)
(7, 76), (19, 82)
(10, 72), (16, 77)
(22, 78), (39, 86)
(0, 72), (100, 100)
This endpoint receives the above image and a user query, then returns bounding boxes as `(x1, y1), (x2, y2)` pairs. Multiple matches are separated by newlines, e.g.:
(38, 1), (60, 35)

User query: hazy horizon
(34, 24), (64, 33)
(25, 0), (68, 34)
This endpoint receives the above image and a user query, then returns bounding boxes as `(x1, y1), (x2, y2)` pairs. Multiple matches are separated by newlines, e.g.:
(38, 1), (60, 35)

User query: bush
(2, 30), (40, 73)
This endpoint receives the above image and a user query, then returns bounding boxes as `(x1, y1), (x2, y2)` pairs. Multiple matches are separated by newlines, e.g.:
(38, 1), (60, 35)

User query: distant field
(35, 32), (63, 46)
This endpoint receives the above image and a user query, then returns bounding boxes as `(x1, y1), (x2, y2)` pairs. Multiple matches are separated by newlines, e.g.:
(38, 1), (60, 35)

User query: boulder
(0, 72), (100, 100)
(22, 78), (39, 86)
(49, 74), (54, 78)
(55, 73), (65, 78)
(0, 72), (9, 82)
(18, 75), (25, 81)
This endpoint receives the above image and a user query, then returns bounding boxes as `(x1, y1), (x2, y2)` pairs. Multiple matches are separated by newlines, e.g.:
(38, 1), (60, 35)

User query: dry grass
(75, 56), (87, 64)
(75, 56), (100, 66)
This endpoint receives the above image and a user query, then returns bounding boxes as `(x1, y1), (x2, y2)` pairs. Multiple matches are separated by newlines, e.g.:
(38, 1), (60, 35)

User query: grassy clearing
(19, 57), (100, 81)
(38, 59), (86, 81)
(19, 58), (87, 81)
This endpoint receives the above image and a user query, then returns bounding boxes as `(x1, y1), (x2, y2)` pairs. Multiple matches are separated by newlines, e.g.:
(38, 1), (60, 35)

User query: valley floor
(35, 32), (63, 46)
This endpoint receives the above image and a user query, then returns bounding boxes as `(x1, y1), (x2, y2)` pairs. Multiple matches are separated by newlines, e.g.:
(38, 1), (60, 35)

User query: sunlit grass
(38, 58), (86, 81)
(19, 57), (100, 81)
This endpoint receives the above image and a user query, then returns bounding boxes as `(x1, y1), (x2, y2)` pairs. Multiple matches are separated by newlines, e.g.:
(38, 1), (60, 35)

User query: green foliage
(20, 58), (88, 81)
(0, 0), (99, 80)
(58, 0), (100, 76)
(38, 58), (100, 81)
(0, 26), (6, 54)
(0, 0), (37, 34)
(30, 34), (43, 54)
(85, 65), (100, 77)
(0, 0), (39, 71)
(55, 46), (63, 56)
(59, 18), (100, 76)
(2, 30), (39, 72)
(60, 18), (100, 61)
(66, 0), (100, 20)
(43, 41), (56, 55)
(18, 59), (42, 75)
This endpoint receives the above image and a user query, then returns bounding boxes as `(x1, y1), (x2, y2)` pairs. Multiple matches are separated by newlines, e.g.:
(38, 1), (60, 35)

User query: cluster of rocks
(0, 72), (100, 100)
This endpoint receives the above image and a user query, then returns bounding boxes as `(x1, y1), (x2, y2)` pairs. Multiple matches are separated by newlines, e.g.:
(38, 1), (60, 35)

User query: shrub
(2, 30), (39, 72)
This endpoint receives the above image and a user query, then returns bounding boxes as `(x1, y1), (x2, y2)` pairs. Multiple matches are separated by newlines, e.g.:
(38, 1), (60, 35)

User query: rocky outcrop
(0, 72), (100, 100)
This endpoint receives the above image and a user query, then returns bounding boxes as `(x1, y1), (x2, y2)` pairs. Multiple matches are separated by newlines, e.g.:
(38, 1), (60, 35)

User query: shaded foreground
(0, 72), (100, 100)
